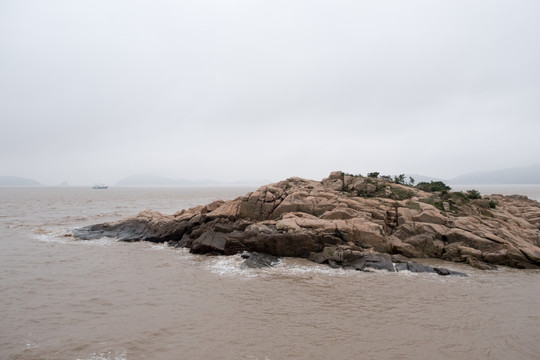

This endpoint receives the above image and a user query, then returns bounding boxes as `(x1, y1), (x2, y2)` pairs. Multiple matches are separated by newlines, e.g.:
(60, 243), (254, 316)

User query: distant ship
(92, 184), (108, 189)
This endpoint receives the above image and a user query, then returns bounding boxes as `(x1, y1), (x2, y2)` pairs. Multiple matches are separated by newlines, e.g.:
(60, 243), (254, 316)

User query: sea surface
(1, 185), (540, 360)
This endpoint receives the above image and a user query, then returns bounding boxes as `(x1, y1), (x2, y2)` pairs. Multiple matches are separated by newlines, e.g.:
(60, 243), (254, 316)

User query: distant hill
(447, 165), (540, 184)
(116, 175), (221, 186)
(0, 176), (41, 186)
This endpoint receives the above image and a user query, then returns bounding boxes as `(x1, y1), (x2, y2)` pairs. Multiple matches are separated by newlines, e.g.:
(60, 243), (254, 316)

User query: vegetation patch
(472, 199), (490, 209)
(405, 200), (421, 210)
(466, 189), (482, 199)
(419, 196), (445, 211)
(416, 181), (452, 193)
(447, 191), (469, 202)
(393, 174), (406, 185)
(441, 192), (470, 211)
(390, 187), (415, 200)
(480, 209), (494, 218)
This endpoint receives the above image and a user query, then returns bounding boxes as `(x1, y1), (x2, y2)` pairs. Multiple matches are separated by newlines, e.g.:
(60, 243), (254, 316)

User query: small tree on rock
(394, 174), (406, 185)
(466, 189), (482, 199)
(416, 181), (451, 193)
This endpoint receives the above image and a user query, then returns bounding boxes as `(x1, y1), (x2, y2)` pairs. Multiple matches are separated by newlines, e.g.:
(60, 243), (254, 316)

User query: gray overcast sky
(1, 0), (539, 185)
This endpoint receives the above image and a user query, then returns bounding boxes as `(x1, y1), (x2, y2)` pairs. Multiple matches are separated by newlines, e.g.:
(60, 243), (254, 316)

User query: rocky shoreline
(72, 172), (540, 275)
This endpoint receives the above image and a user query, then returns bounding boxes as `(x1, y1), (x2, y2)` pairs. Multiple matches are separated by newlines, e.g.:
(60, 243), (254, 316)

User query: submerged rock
(71, 171), (540, 273)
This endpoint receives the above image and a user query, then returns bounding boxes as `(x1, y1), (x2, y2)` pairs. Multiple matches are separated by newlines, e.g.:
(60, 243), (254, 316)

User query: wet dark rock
(308, 246), (467, 276)
(364, 253), (394, 272)
(393, 262), (409, 272)
(190, 231), (229, 255)
(405, 262), (437, 274)
(72, 210), (188, 243)
(433, 267), (467, 277)
(240, 252), (280, 269)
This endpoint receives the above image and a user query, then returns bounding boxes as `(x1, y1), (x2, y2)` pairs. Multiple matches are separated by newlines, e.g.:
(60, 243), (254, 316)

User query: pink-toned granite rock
(73, 171), (540, 271)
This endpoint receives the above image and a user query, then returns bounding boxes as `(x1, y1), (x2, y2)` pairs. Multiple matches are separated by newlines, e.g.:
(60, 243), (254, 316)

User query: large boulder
(322, 171), (345, 191)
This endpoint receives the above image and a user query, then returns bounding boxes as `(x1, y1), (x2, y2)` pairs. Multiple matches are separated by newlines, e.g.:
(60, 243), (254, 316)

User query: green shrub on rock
(393, 174), (406, 185)
(416, 181), (451, 193)
(405, 200), (421, 210)
(390, 187), (415, 200)
(447, 191), (470, 203)
(466, 189), (482, 199)
(419, 196), (445, 211)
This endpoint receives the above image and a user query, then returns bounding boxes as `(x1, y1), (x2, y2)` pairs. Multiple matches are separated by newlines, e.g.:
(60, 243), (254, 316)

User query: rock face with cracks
(72, 171), (540, 272)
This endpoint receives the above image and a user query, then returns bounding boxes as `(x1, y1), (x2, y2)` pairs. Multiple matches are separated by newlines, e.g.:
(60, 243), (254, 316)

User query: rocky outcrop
(72, 171), (540, 272)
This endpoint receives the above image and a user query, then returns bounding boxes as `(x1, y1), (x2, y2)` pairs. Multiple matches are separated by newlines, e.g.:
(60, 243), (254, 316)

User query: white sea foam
(77, 349), (127, 360)
(34, 231), (117, 247)
(395, 269), (418, 277)
(34, 232), (71, 244)
(275, 259), (351, 277)
(76, 237), (117, 247)
(206, 255), (259, 278)
(149, 243), (169, 251)
(206, 255), (362, 279)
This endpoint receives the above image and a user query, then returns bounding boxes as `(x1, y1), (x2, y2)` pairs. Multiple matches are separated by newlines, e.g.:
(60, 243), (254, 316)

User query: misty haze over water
(1, 1), (539, 185)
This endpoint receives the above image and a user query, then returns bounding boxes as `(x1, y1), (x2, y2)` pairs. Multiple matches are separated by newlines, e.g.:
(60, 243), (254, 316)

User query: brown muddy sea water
(1, 186), (539, 360)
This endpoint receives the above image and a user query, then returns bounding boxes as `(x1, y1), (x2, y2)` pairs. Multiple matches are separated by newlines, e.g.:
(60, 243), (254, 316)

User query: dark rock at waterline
(309, 246), (467, 276)
(72, 210), (191, 243)
(240, 252), (280, 269)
